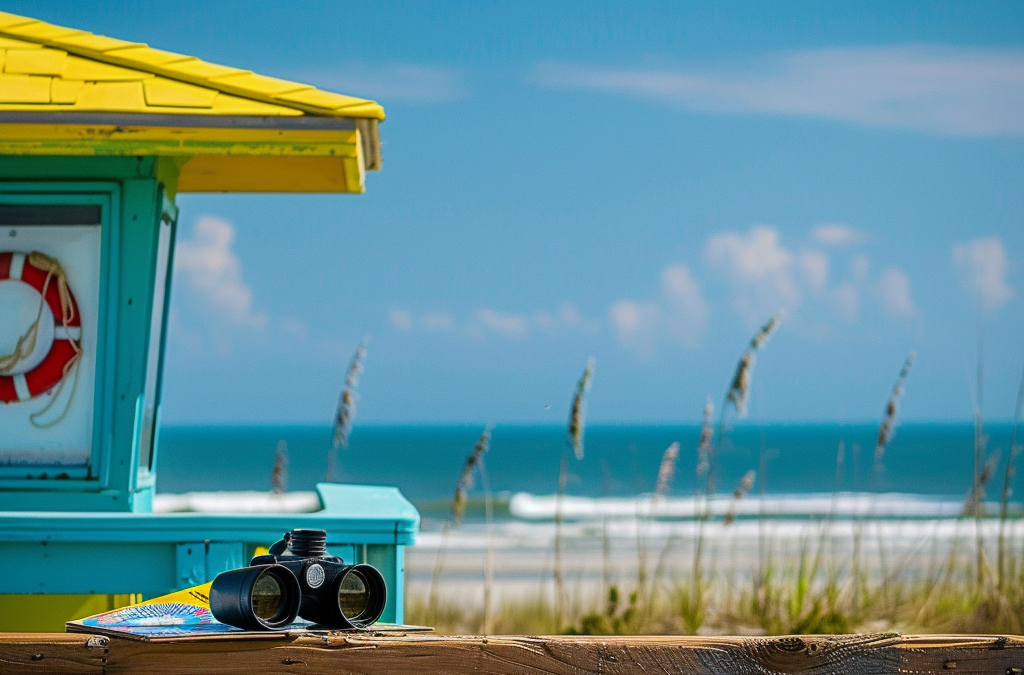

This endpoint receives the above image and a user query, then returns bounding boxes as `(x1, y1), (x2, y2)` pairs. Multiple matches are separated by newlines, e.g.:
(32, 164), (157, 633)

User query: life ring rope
(0, 250), (83, 428)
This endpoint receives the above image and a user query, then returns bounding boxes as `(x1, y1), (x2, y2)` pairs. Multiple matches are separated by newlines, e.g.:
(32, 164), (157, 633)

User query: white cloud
(174, 215), (267, 329)
(303, 63), (465, 103)
(952, 237), (1014, 310)
(875, 267), (916, 317)
(705, 225), (911, 325)
(389, 309), (413, 331)
(610, 263), (708, 354)
(609, 299), (660, 356)
(661, 264), (709, 348)
(832, 283), (859, 324)
(705, 225), (801, 323)
(476, 308), (529, 339)
(535, 46), (1024, 136)
(798, 250), (829, 291)
(421, 312), (454, 331)
(812, 223), (866, 246)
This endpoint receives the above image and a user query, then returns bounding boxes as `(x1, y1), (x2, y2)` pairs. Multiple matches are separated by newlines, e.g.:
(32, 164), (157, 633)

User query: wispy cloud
(953, 236), (1014, 310)
(535, 46), (1024, 136)
(301, 63), (465, 103)
(875, 267), (917, 317)
(476, 308), (530, 339)
(174, 216), (267, 330)
(706, 225), (802, 323)
(610, 262), (708, 355)
(705, 225), (915, 325)
(812, 223), (867, 246)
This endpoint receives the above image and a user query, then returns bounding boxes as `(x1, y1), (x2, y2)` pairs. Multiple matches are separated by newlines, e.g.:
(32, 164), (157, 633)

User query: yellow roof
(0, 12), (385, 193)
(0, 12), (384, 119)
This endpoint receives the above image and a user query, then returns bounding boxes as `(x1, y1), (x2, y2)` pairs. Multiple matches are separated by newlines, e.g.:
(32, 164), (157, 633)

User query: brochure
(66, 583), (429, 642)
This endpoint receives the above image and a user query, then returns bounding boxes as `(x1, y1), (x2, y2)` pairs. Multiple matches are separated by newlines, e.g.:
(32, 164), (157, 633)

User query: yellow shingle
(0, 36), (39, 48)
(274, 88), (370, 110)
(0, 73), (50, 103)
(105, 46), (191, 68)
(0, 13), (34, 30)
(52, 32), (142, 55)
(0, 51), (4, 72)
(74, 81), (146, 111)
(0, 10), (385, 120)
(3, 19), (86, 42)
(208, 72), (307, 96)
(209, 93), (302, 115)
(50, 78), (82, 104)
(330, 101), (390, 118)
(161, 58), (247, 82)
(63, 55), (150, 82)
(143, 78), (217, 108)
(4, 47), (66, 75)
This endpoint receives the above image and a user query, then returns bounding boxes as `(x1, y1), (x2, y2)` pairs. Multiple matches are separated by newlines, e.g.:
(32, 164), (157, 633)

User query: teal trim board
(0, 484), (419, 624)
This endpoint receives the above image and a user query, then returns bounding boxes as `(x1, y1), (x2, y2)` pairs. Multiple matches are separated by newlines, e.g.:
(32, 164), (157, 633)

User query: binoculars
(210, 528), (387, 630)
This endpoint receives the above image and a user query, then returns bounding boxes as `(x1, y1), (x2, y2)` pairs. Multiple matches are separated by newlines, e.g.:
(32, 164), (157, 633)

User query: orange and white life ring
(0, 251), (82, 404)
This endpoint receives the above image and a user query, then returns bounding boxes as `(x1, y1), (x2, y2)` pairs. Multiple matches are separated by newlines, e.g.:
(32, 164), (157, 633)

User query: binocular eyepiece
(210, 529), (387, 631)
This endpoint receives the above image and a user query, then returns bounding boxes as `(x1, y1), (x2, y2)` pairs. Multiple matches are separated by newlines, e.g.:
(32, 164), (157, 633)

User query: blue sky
(17, 1), (1024, 424)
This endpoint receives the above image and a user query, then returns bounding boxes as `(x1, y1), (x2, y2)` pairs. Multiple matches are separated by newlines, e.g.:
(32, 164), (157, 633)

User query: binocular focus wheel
(210, 564), (301, 631)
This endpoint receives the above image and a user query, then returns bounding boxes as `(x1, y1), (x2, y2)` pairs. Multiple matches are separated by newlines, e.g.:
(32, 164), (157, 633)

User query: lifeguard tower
(0, 12), (417, 631)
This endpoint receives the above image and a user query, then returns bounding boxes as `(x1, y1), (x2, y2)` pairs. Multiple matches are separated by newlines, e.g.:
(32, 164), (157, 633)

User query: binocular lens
(332, 564), (386, 627)
(210, 564), (300, 630)
(337, 568), (370, 618)
(251, 572), (284, 621)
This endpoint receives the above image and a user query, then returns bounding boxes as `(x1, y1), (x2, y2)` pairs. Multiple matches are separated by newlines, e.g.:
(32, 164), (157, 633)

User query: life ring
(0, 251), (82, 404)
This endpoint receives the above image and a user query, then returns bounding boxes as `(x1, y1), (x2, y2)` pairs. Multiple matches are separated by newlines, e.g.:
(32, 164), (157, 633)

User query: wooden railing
(1, 632), (1022, 674)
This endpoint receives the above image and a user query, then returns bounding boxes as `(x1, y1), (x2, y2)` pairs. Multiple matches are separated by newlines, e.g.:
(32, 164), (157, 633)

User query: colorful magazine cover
(66, 583), (428, 642)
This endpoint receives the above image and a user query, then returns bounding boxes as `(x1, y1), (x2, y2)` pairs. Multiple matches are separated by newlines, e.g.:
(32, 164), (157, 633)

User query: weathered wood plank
(1, 632), (1022, 675)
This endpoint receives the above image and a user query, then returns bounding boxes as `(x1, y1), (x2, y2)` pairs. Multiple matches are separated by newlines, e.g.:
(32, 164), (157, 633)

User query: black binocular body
(210, 529), (387, 630)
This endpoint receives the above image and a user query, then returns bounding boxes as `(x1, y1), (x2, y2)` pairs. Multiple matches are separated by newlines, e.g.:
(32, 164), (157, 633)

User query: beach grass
(403, 315), (1024, 636)
(406, 525), (1024, 635)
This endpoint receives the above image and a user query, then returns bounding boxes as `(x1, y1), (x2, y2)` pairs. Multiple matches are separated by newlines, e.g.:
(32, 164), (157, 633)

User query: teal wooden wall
(0, 156), (178, 512)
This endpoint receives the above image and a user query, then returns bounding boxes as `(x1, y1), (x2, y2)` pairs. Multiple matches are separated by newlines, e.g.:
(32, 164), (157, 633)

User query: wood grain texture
(2, 632), (1022, 675)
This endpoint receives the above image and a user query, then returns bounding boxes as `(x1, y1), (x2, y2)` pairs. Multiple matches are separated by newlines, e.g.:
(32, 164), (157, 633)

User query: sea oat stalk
(696, 399), (714, 481)
(726, 314), (780, 417)
(568, 357), (595, 460)
(452, 427), (491, 526)
(724, 470), (756, 526)
(555, 358), (594, 628)
(428, 426), (491, 622)
(271, 440), (288, 495)
(654, 442), (680, 500)
(998, 364), (1024, 591)
(328, 338), (367, 481)
(875, 352), (914, 467)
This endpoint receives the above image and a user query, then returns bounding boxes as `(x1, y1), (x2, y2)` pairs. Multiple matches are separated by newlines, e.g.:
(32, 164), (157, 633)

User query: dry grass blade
(451, 427), (492, 526)
(568, 357), (595, 460)
(696, 399), (713, 479)
(271, 440), (288, 495)
(654, 442), (680, 499)
(332, 338), (368, 452)
(724, 469), (756, 526)
(726, 314), (781, 416)
(875, 352), (914, 463)
(327, 338), (368, 482)
(963, 450), (999, 517)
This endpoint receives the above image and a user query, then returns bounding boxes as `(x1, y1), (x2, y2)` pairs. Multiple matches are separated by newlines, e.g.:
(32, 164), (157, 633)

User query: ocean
(156, 422), (1020, 521)
(155, 423), (1023, 611)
